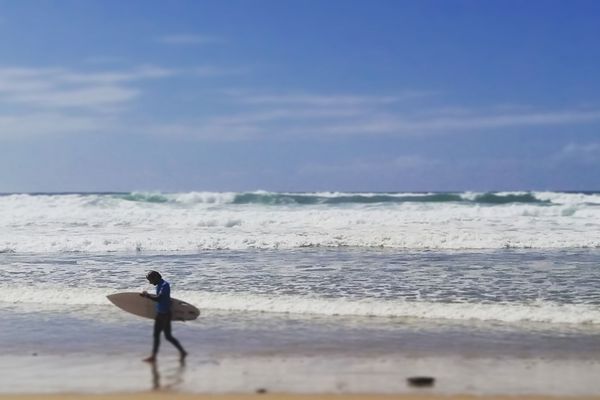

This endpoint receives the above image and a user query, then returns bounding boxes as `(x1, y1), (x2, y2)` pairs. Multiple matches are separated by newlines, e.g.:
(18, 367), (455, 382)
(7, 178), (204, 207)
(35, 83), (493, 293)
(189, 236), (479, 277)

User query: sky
(0, 0), (599, 192)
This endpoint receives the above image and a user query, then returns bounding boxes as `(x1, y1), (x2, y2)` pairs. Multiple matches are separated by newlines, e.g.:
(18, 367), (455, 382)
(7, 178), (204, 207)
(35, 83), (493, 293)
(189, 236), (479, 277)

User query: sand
(2, 394), (600, 400)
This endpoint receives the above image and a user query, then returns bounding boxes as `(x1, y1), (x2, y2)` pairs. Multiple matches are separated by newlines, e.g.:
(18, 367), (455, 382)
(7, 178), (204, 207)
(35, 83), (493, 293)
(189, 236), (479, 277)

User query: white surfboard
(107, 292), (200, 321)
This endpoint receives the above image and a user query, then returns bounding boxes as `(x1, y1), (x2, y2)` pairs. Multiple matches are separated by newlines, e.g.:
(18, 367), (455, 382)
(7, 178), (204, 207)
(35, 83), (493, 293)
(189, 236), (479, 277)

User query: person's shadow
(151, 360), (186, 391)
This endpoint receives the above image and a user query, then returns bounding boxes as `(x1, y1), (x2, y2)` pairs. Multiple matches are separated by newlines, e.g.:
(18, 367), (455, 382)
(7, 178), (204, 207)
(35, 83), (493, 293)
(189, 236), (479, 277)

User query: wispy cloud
(61, 65), (176, 85)
(0, 113), (103, 138)
(147, 89), (600, 141)
(191, 66), (249, 77)
(2, 65), (599, 142)
(145, 107), (366, 141)
(147, 121), (263, 141)
(299, 155), (439, 175)
(0, 65), (176, 111)
(310, 109), (600, 136)
(562, 142), (600, 154)
(0, 64), (192, 138)
(158, 34), (225, 45)
(83, 56), (128, 65)
(9, 85), (139, 109)
(556, 142), (600, 164)
(227, 90), (435, 106)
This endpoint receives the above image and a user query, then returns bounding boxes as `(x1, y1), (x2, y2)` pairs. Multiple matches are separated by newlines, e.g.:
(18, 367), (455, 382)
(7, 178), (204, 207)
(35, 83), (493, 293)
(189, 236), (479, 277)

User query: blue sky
(0, 0), (599, 192)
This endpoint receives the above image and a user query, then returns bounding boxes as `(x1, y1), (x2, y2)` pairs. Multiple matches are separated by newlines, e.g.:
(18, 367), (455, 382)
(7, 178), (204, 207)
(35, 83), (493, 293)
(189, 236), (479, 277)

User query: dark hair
(146, 270), (162, 281)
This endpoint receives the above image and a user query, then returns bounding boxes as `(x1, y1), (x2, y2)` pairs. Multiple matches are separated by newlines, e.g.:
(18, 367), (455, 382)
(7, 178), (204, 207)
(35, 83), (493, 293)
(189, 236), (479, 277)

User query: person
(141, 270), (187, 363)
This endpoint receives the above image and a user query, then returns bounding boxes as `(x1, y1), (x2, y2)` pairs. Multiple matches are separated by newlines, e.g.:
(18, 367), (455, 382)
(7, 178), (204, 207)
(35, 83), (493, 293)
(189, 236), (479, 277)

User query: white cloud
(191, 66), (249, 77)
(2, 64), (599, 143)
(146, 107), (367, 141)
(10, 85), (139, 108)
(158, 34), (225, 45)
(0, 65), (180, 138)
(240, 94), (400, 106)
(557, 142), (600, 164)
(83, 56), (128, 65)
(147, 95), (600, 141)
(178, 91), (599, 140)
(147, 121), (264, 141)
(61, 66), (177, 85)
(0, 63), (247, 139)
(227, 90), (434, 106)
(0, 113), (102, 138)
(0, 65), (176, 111)
(309, 110), (600, 136)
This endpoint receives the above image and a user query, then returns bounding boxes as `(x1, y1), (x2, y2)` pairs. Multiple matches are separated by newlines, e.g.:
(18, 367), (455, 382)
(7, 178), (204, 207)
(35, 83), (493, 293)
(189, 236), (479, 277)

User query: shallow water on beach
(3, 248), (600, 323)
(1, 248), (600, 394)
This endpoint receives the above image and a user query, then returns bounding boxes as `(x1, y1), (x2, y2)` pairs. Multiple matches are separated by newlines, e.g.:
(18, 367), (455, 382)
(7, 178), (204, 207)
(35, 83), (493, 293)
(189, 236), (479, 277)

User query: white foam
(178, 291), (600, 325)
(169, 191), (237, 204)
(1, 192), (600, 252)
(0, 286), (110, 306)
(2, 286), (599, 325)
(536, 191), (600, 205)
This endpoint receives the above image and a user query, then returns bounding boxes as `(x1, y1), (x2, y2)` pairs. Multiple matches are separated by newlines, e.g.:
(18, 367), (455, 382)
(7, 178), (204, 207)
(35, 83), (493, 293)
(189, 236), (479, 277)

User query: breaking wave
(111, 191), (555, 206)
(1, 191), (599, 252)
(2, 286), (599, 325)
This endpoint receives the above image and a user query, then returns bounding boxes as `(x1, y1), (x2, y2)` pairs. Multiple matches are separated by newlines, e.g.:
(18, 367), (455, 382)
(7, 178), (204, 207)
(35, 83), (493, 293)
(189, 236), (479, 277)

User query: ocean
(1, 191), (599, 394)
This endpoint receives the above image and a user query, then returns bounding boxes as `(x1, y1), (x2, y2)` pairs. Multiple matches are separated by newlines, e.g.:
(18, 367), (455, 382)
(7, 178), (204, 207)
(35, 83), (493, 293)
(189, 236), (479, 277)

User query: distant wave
(3, 190), (599, 206)
(233, 192), (464, 205)
(111, 191), (568, 206)
(2, 286), (599, 325)
(119, 192), (170, 203)
(1, 191), (600, 252)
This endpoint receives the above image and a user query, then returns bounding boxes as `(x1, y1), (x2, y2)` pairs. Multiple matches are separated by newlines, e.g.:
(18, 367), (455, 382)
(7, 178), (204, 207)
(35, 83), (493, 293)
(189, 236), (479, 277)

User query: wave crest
(2, 287), (598, 325)
(117, 191), (555, 206)
(2, 191), (600, 252)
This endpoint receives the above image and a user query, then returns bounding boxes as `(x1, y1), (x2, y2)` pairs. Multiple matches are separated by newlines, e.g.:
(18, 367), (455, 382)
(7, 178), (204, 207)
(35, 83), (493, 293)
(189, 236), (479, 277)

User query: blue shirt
(155, 279), (171, 314)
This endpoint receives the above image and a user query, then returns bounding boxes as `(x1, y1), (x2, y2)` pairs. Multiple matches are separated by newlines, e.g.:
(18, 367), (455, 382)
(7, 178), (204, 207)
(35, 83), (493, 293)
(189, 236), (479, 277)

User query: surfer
(141, 270), (187, 363)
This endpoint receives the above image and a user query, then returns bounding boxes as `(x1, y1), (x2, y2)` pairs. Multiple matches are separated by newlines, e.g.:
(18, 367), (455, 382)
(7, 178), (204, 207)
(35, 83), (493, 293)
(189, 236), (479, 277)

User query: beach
(3, 395), (600, 400)
(1, 192), (599, 397)
(2, 395), (600, 400)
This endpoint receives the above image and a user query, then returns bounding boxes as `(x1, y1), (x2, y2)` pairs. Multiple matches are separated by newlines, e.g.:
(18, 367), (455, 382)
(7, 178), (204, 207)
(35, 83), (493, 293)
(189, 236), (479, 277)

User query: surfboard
(106, 292), (200, 321)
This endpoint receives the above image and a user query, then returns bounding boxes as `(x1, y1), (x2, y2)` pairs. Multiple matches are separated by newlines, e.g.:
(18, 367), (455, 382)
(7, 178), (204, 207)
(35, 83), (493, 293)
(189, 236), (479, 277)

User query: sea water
(1, 191), (599, 394)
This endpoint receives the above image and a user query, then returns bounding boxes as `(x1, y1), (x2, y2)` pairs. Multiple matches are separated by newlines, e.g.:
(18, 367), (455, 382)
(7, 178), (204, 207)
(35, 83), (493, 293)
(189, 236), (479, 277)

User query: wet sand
(1, 394), (600, 400)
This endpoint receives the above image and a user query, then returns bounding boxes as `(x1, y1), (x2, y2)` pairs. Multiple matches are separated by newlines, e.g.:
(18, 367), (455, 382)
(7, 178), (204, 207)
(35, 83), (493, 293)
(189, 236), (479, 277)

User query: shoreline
(3, 249), (600, 398)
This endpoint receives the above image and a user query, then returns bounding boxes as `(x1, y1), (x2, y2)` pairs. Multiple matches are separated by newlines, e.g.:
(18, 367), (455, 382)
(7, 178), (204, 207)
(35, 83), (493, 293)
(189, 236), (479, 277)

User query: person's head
(146, 270), (162, 285)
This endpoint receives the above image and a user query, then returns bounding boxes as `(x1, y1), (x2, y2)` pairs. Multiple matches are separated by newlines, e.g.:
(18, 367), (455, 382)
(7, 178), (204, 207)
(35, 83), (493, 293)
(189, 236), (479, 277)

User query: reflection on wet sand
(151, 361), (186, 391)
